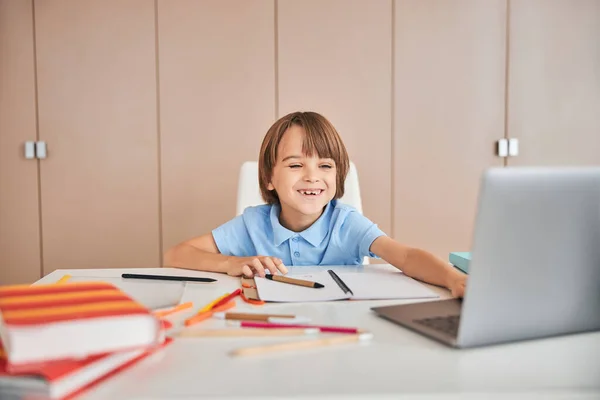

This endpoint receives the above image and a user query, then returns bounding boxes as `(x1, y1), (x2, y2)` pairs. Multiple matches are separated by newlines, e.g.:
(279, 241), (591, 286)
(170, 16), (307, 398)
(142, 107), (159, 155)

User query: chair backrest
(236, 161), (363, 216)
(236, 161), (368, 265)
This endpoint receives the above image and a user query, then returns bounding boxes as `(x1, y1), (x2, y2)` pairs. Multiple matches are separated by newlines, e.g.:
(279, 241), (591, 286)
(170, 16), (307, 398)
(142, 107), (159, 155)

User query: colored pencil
(184, 301), (235, 327)
(178, 328), (319, 338)
(230, 332), (374, 357)
(229, 320), (361, 334)
(210, 288), (242, 309)
(264, 274), (324, 288)
(153, 301), (193, 317)
(55, 275), (71, 284)
(212, 312), (296, 321)
(198, 292), (231, 313)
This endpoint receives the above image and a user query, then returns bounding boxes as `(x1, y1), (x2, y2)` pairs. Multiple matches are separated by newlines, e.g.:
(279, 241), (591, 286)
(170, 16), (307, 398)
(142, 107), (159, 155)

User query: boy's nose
(303, 170), (320, 183)
(303, 163), (322, 182)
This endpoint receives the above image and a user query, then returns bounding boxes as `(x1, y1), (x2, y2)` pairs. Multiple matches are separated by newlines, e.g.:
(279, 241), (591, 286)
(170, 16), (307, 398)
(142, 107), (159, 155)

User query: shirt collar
(270, 202), (332, 247)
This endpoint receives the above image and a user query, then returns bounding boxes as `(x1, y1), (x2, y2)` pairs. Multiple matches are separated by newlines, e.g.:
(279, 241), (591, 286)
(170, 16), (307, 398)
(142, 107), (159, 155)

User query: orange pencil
(153, 301), (193, 318)
(55, 275), (71, 284)
(184, 301), (235, 327)
(198, 292), (231, 313)
(211, 289), (241, 309)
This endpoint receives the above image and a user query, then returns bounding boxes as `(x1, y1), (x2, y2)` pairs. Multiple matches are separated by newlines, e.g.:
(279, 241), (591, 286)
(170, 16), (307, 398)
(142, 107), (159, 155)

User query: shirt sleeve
(337, 209), (387, 260)
(211, 215), (254, 257)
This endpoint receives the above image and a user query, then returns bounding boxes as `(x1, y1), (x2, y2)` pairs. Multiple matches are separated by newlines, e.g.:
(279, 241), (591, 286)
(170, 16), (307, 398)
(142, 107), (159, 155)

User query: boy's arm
(370, 236), (467, 297)
(163, 234), (287, 277)
(163, 234), (231, 273)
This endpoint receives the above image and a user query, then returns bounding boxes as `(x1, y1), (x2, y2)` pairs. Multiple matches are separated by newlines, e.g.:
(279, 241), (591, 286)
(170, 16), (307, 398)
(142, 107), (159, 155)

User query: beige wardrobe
(1, 0), (598, 285)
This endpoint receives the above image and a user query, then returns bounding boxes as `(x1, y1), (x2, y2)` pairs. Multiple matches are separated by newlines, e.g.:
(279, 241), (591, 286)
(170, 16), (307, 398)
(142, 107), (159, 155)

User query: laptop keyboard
(414, 315), (460, 337)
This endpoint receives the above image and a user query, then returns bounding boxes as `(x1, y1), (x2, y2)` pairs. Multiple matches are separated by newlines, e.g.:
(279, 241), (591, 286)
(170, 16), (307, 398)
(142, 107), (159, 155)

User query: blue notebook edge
(449, 252), (470, 274)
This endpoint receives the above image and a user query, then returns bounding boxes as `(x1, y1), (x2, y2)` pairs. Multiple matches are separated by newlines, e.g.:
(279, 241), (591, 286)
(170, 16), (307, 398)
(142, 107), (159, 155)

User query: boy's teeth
(299, 190), (322, 195)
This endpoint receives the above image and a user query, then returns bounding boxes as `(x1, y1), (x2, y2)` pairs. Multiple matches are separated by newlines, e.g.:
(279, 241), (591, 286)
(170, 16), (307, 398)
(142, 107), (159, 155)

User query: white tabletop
(36, 266), (600, 400)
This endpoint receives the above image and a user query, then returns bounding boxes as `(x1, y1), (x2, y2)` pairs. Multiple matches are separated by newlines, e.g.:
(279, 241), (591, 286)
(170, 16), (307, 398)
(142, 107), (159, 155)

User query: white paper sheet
(254, 270), (439, 302)
(337, 271), (439, 300)
(253, 272), (350, 302)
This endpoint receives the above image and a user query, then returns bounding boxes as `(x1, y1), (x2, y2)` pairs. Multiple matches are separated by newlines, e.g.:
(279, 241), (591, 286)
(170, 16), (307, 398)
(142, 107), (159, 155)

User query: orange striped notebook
(0, 338), (172, 400)
(0, 282), (163, 366)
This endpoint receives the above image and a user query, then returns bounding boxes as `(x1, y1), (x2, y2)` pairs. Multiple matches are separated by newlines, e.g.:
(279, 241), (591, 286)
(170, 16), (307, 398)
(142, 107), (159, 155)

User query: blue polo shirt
(212, 200), (386, 266)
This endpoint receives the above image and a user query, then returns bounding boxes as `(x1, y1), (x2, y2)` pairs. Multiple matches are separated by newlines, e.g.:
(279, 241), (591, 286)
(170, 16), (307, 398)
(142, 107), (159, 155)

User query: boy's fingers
(262, 257), (278, 275)
(250, 258), (266, 278)
(241, 264), (254, 278)
(277, 262), (288, 275)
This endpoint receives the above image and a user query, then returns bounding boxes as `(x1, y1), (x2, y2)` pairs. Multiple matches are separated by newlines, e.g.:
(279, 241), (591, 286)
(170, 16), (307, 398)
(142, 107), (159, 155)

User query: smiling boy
(164, 111), (467, 297)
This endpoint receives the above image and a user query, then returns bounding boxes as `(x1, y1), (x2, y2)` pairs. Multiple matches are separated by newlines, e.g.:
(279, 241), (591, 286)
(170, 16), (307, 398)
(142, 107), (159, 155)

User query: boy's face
(267, 125), (337, 223)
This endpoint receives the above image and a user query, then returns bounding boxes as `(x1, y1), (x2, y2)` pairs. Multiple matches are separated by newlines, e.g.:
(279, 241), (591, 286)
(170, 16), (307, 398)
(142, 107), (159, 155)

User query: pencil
(264, 274), (324, 288)
(178, 328), (319, 338)
(184, 301), (235, 327)
(153, 301), (193, 318)
(230, 320), (361, 334)
(198, 292), (232, 313)
(212, 312), (297, 321)
(121, 273), (216, 283)
(210, 288), (242, 310)
(230, 332), (374, 357)
(56, 274), (71, 284)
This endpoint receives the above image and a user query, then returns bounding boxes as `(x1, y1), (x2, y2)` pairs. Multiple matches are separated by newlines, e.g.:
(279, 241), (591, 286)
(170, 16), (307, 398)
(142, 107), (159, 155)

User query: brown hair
(258, 111), (350, 204)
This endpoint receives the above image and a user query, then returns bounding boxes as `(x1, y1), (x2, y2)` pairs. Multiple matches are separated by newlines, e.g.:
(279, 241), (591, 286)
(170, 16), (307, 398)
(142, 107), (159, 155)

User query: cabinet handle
(508, 138), (519, 157)
(25, 141), (36, 159)
(497, 138), (508, 157)
(35, 141), (47, 159)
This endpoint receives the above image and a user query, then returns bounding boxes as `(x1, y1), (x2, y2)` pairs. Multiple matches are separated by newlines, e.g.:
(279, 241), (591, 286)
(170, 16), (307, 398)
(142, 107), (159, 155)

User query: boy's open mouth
(297, 189), (324, 196)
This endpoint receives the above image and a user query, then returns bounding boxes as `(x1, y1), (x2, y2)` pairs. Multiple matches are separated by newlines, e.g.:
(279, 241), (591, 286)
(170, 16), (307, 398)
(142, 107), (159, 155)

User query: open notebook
(252, 270), (439, 302)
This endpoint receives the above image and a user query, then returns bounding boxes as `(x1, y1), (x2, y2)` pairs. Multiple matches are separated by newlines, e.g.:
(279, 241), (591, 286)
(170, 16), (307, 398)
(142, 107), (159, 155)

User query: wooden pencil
(264, 274), (324, 288)
(230, 332), (373, 357)
(213, 312), (297, 321)
(178, 328), (318, 338)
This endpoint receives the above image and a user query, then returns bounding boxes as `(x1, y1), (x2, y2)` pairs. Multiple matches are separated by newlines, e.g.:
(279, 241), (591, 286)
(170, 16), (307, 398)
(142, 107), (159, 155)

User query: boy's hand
(448, 273), (467, 298)
(226, 256), (288, 278)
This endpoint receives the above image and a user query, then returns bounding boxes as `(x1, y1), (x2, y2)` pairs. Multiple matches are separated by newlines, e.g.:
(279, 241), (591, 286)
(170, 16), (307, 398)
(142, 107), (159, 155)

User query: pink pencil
(233, 320), (361, 334)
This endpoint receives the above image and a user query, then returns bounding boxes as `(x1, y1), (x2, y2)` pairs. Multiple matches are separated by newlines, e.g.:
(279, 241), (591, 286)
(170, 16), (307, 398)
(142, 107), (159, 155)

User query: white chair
(236, 160), (368, 264)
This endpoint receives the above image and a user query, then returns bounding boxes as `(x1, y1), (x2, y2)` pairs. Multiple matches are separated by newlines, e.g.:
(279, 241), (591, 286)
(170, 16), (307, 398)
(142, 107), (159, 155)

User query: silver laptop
(372, 167), (600, 348)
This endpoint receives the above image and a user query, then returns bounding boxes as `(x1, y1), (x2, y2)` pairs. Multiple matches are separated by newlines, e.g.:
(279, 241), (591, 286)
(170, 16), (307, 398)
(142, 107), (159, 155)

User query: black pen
(328, 270), (353, 295)
(121, 273), (216, 283)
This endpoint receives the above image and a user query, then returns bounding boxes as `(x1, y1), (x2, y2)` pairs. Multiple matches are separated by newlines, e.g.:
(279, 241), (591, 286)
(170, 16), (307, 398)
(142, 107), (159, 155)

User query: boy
(164, 111), (467, 297)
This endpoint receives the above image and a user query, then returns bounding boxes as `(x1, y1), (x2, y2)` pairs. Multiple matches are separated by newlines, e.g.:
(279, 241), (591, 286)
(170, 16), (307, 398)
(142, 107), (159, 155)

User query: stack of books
(0, 281), (171, 399)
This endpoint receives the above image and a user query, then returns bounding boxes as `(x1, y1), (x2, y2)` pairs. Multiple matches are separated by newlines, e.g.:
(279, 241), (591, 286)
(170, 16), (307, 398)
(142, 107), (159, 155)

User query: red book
(0, 282), (164, 366)
(0, 338), (172, 399)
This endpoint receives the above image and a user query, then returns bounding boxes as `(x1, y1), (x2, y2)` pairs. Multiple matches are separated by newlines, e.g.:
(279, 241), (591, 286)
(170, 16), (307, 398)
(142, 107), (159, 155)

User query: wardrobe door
(158, 0), (276, 252)
(34, 0), (160, 275)
(507, 0), (600, 166)
(0, 0), (41, 285)
(393, 0), (507, 258)
(278, 0), (393, 236)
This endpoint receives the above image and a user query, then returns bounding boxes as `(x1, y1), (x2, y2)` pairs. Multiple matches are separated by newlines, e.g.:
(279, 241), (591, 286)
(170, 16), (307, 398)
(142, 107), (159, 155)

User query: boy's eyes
(288, 164), (334, 169)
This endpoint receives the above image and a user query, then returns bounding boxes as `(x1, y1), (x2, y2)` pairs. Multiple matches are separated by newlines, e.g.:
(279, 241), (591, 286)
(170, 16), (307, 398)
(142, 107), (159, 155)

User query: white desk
(36, 266), (600, 400)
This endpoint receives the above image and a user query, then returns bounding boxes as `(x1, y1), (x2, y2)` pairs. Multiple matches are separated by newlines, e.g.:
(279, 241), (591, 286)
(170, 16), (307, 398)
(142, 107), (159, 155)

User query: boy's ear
(267, 182), (274, 191)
